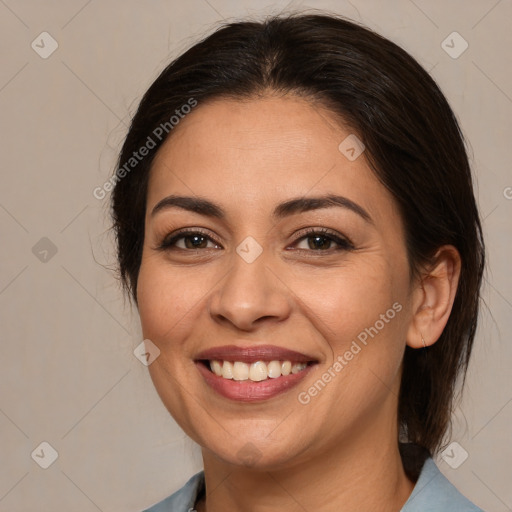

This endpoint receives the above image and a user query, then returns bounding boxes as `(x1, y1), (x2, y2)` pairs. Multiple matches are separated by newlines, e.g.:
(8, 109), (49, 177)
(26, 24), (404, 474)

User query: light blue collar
(143, 456), (484, 511)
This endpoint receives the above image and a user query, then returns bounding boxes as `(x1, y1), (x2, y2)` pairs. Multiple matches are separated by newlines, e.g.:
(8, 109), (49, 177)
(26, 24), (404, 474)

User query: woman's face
(137, 94), (415, 469)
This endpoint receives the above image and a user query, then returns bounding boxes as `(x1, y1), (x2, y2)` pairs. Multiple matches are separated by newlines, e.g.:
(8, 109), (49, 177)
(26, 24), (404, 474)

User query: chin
(196, 428), (313, 472)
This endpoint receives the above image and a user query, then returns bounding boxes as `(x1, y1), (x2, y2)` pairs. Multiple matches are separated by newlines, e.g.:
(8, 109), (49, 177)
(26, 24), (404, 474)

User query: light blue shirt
(142, 457), (484, 511)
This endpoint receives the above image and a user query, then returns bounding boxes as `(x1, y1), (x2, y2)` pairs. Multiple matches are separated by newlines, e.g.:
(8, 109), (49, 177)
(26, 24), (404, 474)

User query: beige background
(0, 0), (511, 510)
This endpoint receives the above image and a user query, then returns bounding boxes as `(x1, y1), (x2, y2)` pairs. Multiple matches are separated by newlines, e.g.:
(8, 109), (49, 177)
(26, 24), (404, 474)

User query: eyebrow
(151, 194), (373, 224)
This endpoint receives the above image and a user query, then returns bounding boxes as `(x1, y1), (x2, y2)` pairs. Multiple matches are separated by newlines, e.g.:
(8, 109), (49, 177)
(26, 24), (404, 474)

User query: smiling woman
(111, 12), (485, 512)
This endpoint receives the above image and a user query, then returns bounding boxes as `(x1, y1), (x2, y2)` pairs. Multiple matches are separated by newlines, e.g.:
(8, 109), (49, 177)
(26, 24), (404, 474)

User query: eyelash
(156, 227), (355, 254)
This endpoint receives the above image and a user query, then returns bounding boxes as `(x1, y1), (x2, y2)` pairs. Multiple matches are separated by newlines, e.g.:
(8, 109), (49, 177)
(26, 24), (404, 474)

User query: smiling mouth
(194, 344), (319, 401)
(199, 359), (314, 382)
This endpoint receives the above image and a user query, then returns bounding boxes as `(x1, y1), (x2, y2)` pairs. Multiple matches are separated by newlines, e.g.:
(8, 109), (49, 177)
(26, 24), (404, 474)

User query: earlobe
(406, 245), (461, 349)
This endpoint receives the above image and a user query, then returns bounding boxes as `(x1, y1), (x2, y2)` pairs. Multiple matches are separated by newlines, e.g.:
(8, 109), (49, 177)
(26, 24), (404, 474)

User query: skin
(136, 94), (461, 512)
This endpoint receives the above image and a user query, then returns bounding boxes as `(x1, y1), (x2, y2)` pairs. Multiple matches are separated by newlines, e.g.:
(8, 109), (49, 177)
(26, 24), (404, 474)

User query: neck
(197, 422), (416, 512)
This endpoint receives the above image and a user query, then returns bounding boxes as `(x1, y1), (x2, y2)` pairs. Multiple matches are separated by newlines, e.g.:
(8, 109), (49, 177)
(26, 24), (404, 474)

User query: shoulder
(401, 457), (485, 512)
(141, 471), (205, 512)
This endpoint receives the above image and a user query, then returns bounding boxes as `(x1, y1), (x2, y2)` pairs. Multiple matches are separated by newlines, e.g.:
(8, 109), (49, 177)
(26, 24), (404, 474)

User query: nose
(208, 250), (292, 332)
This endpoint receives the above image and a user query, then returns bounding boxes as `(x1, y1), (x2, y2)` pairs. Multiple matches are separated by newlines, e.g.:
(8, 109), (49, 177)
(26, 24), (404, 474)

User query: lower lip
(196, 362), (315, 402)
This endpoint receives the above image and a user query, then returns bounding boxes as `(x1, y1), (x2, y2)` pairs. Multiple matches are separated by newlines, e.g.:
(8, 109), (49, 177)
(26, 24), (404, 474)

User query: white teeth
(210, 360), (223, 376)
(291, 362), (307, 374)
(233, 361), (249, 380)
(267, 360), (282, 379)
(208, 359), (309, 381)
(222, 361), (234, 379)
(249, 361), (268, 381)
(281, 361), (292, 376)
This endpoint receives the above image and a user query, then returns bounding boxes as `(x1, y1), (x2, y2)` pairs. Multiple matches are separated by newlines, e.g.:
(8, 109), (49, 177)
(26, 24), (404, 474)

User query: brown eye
(292, 228), (354, 252)
(297, 234), (335, 251)
(158, 230), (222, 251)
(179, 234), (210, 249)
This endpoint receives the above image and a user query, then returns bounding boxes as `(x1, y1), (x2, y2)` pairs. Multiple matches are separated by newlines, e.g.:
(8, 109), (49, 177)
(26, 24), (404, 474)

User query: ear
(406, 245), (461, 349)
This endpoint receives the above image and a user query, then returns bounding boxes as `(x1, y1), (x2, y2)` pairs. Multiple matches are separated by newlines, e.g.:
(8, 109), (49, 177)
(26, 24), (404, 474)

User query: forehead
(147, 95), (396, 222)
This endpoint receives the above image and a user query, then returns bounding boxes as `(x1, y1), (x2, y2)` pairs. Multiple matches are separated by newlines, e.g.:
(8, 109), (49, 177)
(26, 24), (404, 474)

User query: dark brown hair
(111, 13), (485, 460)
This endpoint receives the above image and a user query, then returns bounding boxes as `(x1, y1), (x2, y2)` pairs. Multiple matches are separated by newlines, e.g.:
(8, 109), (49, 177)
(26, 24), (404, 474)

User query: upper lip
(195, 344), (318, 364)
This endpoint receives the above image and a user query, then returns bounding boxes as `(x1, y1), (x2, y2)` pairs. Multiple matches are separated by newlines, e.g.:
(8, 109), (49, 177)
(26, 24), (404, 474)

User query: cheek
(291, 259), (410, 409)
(136, 256), (202, 346)
(290, 260), (404, 347)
